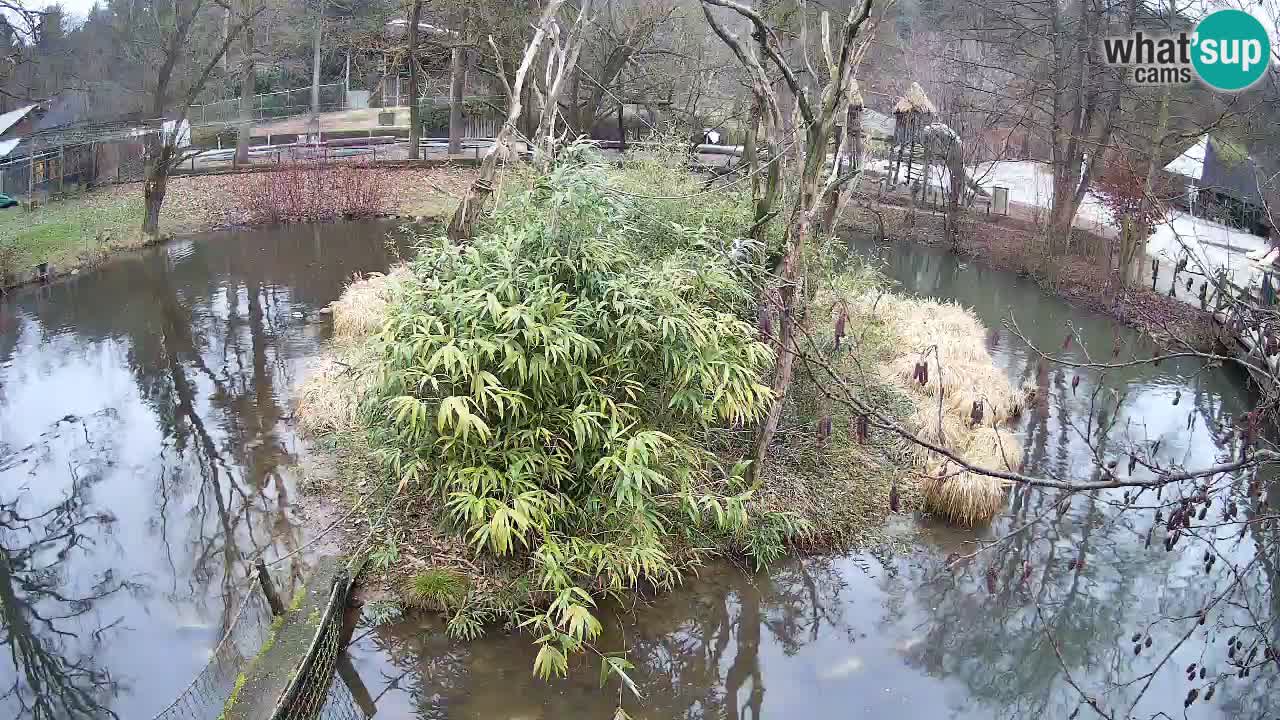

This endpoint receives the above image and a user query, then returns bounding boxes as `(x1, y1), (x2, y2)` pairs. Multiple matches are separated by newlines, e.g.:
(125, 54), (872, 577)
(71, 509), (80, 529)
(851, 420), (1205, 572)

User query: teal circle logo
(1192, 9), (1270, 91)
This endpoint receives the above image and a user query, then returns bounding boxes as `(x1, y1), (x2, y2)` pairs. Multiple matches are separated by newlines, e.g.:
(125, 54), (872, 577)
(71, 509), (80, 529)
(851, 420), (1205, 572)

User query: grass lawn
(0, 165), (474, 284)
(0, 191), (154, 275)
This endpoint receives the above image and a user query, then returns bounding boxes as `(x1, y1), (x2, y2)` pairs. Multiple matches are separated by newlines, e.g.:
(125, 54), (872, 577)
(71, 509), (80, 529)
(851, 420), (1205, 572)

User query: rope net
(279, 593), (347, 720)
(150, 580), (275, 720)
(150, 568), (370, 720)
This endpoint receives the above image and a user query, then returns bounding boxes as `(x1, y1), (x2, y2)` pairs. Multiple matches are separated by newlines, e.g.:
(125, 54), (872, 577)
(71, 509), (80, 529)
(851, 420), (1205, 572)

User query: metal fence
(149, 565), (372, 720)
(0, 136), (149, 202)
(189, 83), (348, 125)
(150, 580), (276, 720)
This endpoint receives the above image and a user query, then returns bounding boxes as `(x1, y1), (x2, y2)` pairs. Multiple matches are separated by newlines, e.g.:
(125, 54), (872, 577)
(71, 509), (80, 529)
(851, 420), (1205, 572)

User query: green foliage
(743, 513), (811, 571)
(217, 673), (247, 720)
(446, 606), (491, 641)
(0, 236), (18, 281)
(366, 148), (777, 680)
(368, 535), (401, 571)
(363, 599), (404, 627)
(0, 192), (142, 275)
(403, 568), (470, 612)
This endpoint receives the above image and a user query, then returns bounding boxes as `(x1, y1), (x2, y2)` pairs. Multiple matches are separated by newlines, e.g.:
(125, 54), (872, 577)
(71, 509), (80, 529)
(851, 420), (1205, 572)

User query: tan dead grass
(297, 267), (409, 435)
(859, 292), (1025, 526)
(330, 265), (412, 340)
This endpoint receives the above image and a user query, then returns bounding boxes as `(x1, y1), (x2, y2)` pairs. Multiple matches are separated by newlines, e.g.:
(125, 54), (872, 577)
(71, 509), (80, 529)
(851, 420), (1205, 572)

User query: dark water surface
(345, 237), (1278, 719)
(1, 223), (1275, 720)
(0, 220), (406, 719)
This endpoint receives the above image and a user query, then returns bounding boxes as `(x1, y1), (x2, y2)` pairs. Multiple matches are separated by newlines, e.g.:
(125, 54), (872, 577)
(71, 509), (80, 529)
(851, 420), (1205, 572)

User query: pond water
(0, 220), (407, 719)
(346, 235), (1278, 719)
(0, 223), (1274, 719)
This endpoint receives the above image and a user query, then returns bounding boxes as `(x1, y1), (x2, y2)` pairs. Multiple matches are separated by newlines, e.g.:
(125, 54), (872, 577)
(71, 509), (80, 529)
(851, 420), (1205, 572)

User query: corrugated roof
(0, 104), (38, 137)
(0, 138), (19, 158)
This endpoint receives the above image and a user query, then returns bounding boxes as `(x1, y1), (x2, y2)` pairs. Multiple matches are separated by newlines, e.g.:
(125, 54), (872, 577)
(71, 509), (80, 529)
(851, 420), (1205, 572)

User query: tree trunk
(533, 1), (591, 165)
(408, 0), (423, 160)
(448, 0), (565, 242)
(743, 99), (759, 199)
(819, 101), (862, 236)
(564, 70), (582, 135)
(234, 2), (255, 166)
(1134, 57), (1172, 286)
(752, 206), (813, 472)
(751, 126), (830, 473)
(309, 0), (324, 136)
(142, 142), (171, 237)
(448, 45), (465, 155)
(944, 145), (965, 248)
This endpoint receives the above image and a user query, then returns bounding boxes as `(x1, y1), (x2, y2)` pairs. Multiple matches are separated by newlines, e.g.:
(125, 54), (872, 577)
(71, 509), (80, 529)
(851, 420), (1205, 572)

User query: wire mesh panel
(150, 583), (276, 720)
(275, 571), (367, 720)
(316, 673), (368, 720)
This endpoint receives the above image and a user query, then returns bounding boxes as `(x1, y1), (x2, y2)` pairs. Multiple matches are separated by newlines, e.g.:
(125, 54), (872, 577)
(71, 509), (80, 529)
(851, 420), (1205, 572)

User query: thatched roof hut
(893, 82), (937, 115)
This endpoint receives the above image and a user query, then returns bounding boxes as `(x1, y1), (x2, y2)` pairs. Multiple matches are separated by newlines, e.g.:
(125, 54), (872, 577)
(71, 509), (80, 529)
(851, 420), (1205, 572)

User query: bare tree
(447, 12), (467, 155)
(446, 0), (566, 242)
(116, 0), (264, 237)
(565, 0), (678, 137)
(700, 0), (877, 476)
(233, 0), (260, 166)
(407, 0), (424, 159)
(531, 0), (592, 164)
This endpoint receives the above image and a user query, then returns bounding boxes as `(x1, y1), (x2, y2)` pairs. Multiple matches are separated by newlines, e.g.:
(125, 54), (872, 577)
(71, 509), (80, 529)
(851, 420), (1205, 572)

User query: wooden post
(617, 104), (625, 152)
(57, 145), (64, 195)
(255, 558), (285, 616)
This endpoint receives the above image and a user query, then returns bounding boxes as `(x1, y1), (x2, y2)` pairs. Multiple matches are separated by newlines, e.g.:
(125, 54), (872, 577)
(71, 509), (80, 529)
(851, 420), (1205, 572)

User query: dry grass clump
(918, 426), (1021, 526)
(858, 292), (1025, 526)
(877, 296), (1023, 423)
(330, 265), (411, 340)
(297, 266), (410, 435)
(296, 348), (375, 435)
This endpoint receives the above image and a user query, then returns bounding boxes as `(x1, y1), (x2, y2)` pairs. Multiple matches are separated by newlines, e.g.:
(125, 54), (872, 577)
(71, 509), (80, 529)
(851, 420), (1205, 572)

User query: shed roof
(1164, 134), (1264, 205)
(0, 104), (38, 137)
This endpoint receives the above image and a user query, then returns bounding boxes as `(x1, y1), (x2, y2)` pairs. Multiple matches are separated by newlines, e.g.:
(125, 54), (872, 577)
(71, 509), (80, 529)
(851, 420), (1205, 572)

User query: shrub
(1093, 154), (1163, 237)
(240, 160), (390, 224)
(402, 569), (470, 612)
(365, 150), (779, 678)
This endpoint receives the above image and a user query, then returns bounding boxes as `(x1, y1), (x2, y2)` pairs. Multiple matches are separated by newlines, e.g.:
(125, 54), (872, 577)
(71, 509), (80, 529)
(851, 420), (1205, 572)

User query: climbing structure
(890, 82), (936, 187)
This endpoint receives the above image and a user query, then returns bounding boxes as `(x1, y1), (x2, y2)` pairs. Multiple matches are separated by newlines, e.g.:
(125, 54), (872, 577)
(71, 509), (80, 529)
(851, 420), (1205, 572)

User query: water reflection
(345, 236), (1276, 720)
(0, 412), (131, 719)
(0, 221), (406, 718)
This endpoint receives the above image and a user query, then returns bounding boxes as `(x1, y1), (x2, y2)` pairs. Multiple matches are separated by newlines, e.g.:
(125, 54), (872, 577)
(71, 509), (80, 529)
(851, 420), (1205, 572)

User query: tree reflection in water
(350, 555), (865, 719)
(0, 412), (134, 719)
(0, 221), (417, 717)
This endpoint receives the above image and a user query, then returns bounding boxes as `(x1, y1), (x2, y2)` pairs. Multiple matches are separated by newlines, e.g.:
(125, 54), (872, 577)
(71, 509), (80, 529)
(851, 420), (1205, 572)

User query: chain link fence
(0, 136), (149, 203)
(149, 580), (276, 720)
(190, 84), (348, 125)
(149, 566), (370, 720)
